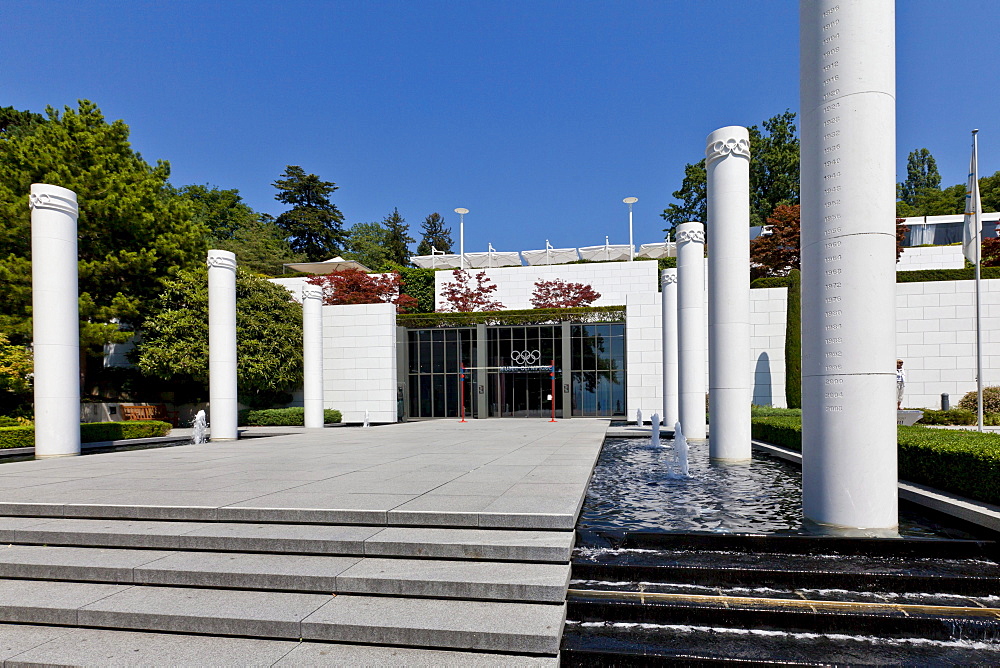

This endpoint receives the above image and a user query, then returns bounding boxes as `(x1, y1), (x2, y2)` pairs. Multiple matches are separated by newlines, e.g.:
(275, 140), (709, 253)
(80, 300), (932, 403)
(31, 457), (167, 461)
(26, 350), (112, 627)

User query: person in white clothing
(896, 359), (906, 410)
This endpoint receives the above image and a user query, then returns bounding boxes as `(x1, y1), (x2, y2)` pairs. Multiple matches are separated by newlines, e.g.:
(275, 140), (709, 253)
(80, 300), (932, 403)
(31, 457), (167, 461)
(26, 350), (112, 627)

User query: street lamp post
(454, 208), (469, 270)
(623, 197), (638, 261)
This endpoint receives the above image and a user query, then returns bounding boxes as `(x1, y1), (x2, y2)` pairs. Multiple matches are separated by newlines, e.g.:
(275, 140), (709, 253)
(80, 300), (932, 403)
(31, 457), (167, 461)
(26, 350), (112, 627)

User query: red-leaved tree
(750, 204), (908, 279)
(439, 269), (504, 312)
(307, 269), (418, 313)
(530, 279), (601, 308)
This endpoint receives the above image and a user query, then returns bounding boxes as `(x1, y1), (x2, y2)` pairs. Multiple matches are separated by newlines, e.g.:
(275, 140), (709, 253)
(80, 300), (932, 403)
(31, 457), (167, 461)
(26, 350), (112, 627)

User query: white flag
(963, 134), (983, 265)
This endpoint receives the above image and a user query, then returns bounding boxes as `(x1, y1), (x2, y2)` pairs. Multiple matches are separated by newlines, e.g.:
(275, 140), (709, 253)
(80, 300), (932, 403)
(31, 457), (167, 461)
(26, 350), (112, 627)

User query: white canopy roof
(283, 256), (372, 274)
(521, 243), (580, 266)
(637, 242), (677, 259)
(578, 243), (632, 262)
(410, 254), (463, 269)
(463, 250), (522, 268)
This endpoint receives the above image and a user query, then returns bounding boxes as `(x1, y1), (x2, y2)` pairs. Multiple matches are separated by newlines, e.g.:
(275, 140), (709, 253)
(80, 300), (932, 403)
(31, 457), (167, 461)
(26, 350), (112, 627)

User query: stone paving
(0, 418), (609, 664)
(0, 419), (607, 529)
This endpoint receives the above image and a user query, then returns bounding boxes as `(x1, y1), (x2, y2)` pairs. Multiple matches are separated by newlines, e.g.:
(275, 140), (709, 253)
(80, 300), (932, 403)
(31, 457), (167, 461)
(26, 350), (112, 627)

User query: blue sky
(4, 1), (998, 254)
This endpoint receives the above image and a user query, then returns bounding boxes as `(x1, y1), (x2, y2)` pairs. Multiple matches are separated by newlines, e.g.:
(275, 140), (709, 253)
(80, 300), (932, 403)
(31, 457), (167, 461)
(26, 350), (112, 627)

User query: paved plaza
(0, 419), (607, 529)
(0, 419), (609, 664)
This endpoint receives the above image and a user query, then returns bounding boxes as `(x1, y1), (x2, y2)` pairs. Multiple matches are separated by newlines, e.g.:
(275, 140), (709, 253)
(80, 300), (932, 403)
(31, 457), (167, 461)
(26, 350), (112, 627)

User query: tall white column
(30, 184), (81, 458)
(661, 269), (679, 427)
(302, 285), (325, 429)
(706, 127), (752, 461)
(800, 0), (897, 532)
(208, 249), (238, 441)
(676, 222), (707, 440)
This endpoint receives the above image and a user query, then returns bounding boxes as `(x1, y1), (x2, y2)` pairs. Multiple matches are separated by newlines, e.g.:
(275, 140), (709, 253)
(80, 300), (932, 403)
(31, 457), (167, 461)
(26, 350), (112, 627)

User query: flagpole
(973, 129), (984, 432)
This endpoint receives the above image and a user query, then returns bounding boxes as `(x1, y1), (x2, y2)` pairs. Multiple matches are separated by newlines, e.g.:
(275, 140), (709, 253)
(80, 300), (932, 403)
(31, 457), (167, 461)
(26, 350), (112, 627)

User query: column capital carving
(302, 285), (323, 301)
(29, 185), (78, 217)
(661, 271), (678, 286)
(705, 136), (750, 165)
(207, 250), (237, 271)
(676, 229), (705, 244)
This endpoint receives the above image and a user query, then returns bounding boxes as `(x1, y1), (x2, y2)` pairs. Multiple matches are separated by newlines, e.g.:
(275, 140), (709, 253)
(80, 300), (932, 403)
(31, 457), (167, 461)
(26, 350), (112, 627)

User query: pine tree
(382, 207), (414, 266)
(272, 166), (346, 261)
(416, 212), (454, 255)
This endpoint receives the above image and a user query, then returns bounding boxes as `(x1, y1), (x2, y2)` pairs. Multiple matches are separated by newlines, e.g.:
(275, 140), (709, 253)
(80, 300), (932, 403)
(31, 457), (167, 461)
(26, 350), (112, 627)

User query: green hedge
(397, 305), (626, 329)
(241, 407), (342, 426)
(896, 268), (1000, 283)
(751, 416), (1000, 505)
(751, 267), (1000, 290)
(0, 427), (33, 449)
(784, 270), (802, 409)
(0, 420), (173, 450)
(917, 409), (977, 426)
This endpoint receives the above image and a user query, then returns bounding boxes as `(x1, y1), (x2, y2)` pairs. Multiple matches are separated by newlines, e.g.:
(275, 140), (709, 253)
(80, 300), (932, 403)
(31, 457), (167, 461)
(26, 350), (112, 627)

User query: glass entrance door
(486, 325), (561, 418)
(491, 371), (558, 418)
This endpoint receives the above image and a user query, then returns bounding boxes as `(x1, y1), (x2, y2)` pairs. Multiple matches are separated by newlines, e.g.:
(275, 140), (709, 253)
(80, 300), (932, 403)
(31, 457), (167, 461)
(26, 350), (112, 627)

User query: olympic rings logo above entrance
(510, 350), (541, 365)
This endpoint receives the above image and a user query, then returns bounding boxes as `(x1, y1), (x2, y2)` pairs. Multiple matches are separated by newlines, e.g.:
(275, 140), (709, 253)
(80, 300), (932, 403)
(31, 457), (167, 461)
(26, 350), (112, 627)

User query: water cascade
(363, 410), (371, 429)
(649, 413), (661, 448)
(191, 410), (207, 445)
(636, 408), (642, 427)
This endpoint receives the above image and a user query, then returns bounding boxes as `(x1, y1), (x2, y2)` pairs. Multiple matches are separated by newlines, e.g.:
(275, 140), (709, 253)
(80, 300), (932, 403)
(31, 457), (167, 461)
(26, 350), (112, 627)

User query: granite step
(0, 624), (559, 666)
(0, 579), (566, 655)
(0, 544), (570, 602)
(0, 516), (574, 562)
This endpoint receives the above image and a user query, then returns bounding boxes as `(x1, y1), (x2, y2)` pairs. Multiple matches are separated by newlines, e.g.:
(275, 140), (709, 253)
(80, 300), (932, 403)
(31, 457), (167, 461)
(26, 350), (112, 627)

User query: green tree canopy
(0, 100), (206, 349)
(180, 185), (301, 275)
(898, 148), (942, 208)
(134, 267), (303, 408)
(272, 165), (346, 261)
(343, 221), (391, 270)
(661, 110), (800, 236)
(382, 207), (414, 266)
(416, 212), (453, 255)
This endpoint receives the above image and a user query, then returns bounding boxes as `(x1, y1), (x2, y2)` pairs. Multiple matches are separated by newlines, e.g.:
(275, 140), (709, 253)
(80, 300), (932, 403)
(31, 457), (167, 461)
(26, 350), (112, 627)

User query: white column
(30, 184), (81, 458)
(676, 222), (707, 440)
(661, 269), (679, 427)
(800, 0), (897, 532)
(302, 285), (325, 429)
(706, 127), (752, 461)
(208, 249), (238, 441)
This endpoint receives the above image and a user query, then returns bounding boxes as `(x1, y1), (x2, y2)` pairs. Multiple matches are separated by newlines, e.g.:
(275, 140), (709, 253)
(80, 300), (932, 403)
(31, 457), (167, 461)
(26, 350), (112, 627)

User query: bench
(120, 404), (179, 426)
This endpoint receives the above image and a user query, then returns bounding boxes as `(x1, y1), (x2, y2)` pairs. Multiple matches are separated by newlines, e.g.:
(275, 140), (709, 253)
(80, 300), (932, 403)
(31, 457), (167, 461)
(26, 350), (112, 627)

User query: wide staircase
(0, 513), (571, 665)
(562, 532), (1000, 665)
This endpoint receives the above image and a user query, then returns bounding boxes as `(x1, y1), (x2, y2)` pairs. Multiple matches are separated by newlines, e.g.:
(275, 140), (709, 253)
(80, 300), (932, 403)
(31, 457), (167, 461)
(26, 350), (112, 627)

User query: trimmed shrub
(784, 269), (801, 409)
(897, 426), (1000, 505)
(0, 421), (172, 449)
(750, 406), (802, 418)
(750, 416), (803, 452)
(916, 409), (976, 426)
(81, 421), (172, 442)
(896, 268), (1000, 283)
(957, 387), (1000, 415)
(751, 415), (1000, 505)
(0, 427), (33, 449)
(242, 407), (342, 426)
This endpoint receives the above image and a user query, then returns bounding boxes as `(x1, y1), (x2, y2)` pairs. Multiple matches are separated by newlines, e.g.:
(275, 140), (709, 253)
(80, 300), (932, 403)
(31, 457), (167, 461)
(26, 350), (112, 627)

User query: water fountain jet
(191, 410), (207, 445)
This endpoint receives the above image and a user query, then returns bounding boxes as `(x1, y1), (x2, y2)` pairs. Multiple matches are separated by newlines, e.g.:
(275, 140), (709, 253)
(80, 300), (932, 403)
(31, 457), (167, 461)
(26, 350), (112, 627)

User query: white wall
(750, 288), (788, 408)
(625, 292), (663, 419)
(896, 245), (965, 271)
(896, 279), (1000, 409)
(323, 303), (397, 424)
(434, 261), (659, 311)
